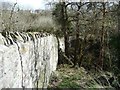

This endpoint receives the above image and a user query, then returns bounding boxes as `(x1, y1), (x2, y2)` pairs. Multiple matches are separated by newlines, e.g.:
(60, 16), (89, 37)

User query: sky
(0, 0), (119, 10)
(0, 0), (47, 10)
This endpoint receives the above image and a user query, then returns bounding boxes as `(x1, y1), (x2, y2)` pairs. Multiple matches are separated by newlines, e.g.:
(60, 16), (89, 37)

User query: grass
(49, 64), (93, 88)
(48, 64), (115, 89)
(58, 78), (80, 88)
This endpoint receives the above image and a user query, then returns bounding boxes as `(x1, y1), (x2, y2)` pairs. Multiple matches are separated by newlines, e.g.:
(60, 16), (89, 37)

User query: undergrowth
(48, 64), (116, 89)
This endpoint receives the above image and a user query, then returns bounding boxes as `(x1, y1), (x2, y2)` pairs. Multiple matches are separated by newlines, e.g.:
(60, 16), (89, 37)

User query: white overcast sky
(0, 0), (48, 10)
(0, 0), (119, 10)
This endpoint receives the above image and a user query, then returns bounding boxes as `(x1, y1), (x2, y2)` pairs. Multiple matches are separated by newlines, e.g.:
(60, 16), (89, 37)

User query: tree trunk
(99, 2), (106, 70)
(74, 12), (80, 67)
(61, 2), (69, 59)
(118, 1), (120, 33)
(117, 1), (120, 70)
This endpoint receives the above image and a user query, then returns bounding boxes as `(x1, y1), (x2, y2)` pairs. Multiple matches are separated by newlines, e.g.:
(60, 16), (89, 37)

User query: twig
(59, 49), (74, 66)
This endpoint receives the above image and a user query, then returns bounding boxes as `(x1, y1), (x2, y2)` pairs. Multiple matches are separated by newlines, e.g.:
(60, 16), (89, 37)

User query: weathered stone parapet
(0, 32), (58, 89)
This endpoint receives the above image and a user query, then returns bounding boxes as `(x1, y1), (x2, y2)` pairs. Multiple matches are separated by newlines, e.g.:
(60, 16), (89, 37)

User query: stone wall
(0, 32), (59, 89)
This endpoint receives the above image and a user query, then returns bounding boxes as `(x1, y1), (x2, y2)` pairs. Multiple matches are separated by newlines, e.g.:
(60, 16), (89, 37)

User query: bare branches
(9, 2), (17, 31)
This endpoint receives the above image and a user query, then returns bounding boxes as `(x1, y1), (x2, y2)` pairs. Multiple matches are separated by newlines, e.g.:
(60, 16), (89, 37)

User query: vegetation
(51, 1), (120, 88)
(49, 64), (119, 89)
(0, 0), (120, 89)
(52, 2), (119, 67)
(0, 2), (55, 32)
